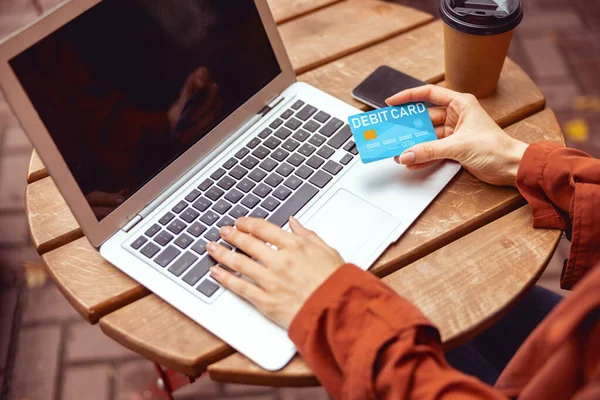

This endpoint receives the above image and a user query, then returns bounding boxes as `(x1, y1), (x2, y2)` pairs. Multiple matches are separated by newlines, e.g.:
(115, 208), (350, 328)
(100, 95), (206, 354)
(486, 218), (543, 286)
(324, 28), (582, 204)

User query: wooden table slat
(93, 108), (563, 377)
(27, 149), (45, 183)
(208, 206), (562, 385)
(268, 0), (344, 24)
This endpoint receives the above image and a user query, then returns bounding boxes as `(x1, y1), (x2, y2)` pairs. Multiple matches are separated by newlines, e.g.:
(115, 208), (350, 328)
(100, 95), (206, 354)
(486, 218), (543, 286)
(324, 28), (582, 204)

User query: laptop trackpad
(303, 189), (392, 261)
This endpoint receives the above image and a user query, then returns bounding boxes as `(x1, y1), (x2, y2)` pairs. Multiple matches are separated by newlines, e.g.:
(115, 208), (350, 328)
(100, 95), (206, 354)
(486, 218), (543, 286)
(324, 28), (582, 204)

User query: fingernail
(116, 197), (125, 204)
(221, 226), (233, 236)
(289, 216), (299, 226)
(206, 242), (218, 252)
(400, 151), (416, 165)
(210, 266), (222, 278)
(394, 156), (401, 164)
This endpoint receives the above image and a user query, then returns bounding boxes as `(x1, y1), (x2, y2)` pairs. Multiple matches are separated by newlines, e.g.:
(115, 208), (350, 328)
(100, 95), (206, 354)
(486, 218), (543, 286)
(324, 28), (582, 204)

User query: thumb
(396, 138), (457, 165)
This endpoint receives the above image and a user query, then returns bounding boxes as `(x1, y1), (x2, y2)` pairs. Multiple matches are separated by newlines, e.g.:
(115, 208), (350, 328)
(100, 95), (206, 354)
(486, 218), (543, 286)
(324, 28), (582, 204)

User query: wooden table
(25, 0), (564, 388)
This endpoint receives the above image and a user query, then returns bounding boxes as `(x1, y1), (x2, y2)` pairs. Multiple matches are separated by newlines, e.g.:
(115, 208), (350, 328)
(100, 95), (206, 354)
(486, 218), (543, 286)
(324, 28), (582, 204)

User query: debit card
(347, 103), (437, 164)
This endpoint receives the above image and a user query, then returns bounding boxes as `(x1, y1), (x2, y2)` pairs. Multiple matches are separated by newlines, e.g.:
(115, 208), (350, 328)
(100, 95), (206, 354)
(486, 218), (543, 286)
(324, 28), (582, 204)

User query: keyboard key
(303, 120), (320, 133)
(250, 208), (269, 219)
(265, 173), (283, 188)
(174, 233), (194, 249)
(145, 223), (161, 237)
(198, 178), (213, 191)
(205, 186), (225, 201)
(261, 197), (280, 211)
(280, 109), (294, 119)
(204, 228), (221, 242)
(229, 165), (248, 180)
(192, 197), (212, 212)
(298, 143), (316, 157)
(180, 208), (200, 223)
(306, 155), (325, 169)
(241, 155), (259, 169)
(241, 194), (260, 209)
(200, 210), (219, 226)
(282, 138), (300, 152)
(183, 256), (215, 285)
(246, 137), (261, 149)
(185, 189), (201, 202)
(269, 118), (283, 129)
(253, 183), (272, 198)
(257, 128), (271, 139)
(288, 153), (306, 167)
(292, 129), (310, 142)
(248, 168), (267, 182)
(347, 142), (359, 155)
(217, 215), (235, 227)
(323, 160), (343, 175)
(284, 176), (303, 190)
(274, 127), (292, 140)
(197, 279), (220, 297)
(217, 176), (236, 191)
(155, 245), (181, 267)
(167, 219), (186, 235)
(187, 222), (207, 237)
(340, 153), (354, 165)
(212, 199), (232, 215)
(291, 100), (304, 110)
(210, 168), (226, 180)
(327, 125), (352, 149)
(273, 186), (292, 201)
(234, 147), (249, 159)
(317, 145), (335, 159)
(222, 157), (237, 170)
(259, 158), (278, 172)
(275, 163), (294, 177)
(159, 212), (175, 225)
(230, 205), (249, 219)
(168, 252), (198, 277)
(236, 178), (256, 193)
(319, 117), (343, 137)
(252, 146), (270, 160)
(219, 241), (233, 251)
(343, 140), (356, 152)
(131, 236), (147, 250)
(191, 239), (208, 255)
(314, 111), (330, 123)
(141, 242), (161, 258)
(264, 136), (281, 149)
(172, 200), (187, 214)
(296, 104), (317, 121)
(154, 231), (174, 246)
(308, 134), (326, 147)
(309, 170), (333, 188)
(285, 118), (302, 130)
(272, 148), (289, 162)
(225, 188), (244, 204)
(295, 165), (314, 179)
(268, 184), (319, 227)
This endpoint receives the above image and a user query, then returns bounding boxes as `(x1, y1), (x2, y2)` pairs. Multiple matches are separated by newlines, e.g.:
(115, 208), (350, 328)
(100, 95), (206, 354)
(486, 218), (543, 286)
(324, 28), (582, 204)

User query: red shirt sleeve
(288, 264), (506, 400)
(516, 141), (600, 289)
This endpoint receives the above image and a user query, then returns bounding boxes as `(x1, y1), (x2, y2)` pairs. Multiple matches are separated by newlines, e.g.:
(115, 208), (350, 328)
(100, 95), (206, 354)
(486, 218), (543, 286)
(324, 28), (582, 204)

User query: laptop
(0, 0), (460, 371)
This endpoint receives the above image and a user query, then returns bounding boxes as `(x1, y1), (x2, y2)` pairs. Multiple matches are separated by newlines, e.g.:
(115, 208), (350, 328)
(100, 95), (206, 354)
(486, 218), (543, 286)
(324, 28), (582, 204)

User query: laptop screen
(9, 0), (281, 220)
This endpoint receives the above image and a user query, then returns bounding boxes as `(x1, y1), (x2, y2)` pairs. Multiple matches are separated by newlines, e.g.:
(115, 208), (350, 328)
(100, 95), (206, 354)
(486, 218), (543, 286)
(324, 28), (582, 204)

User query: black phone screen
(352, 66), (427, 109)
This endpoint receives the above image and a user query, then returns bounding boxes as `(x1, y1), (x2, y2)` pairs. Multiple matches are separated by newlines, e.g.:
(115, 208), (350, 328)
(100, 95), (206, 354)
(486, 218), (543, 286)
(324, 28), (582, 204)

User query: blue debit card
(347, 103), (437, 164)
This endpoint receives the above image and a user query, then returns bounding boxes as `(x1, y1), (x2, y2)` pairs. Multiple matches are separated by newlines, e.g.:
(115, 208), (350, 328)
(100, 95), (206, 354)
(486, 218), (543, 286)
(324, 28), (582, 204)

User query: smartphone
(352, 65), (430, 109)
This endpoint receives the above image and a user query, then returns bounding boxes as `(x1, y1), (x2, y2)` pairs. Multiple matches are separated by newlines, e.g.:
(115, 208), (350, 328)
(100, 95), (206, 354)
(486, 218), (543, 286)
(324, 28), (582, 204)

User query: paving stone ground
(0, 0), (597, 398)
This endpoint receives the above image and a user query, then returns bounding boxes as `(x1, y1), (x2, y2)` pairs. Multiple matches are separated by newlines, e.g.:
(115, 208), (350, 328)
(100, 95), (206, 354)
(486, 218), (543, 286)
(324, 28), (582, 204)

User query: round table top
(25, 0), (564, 387)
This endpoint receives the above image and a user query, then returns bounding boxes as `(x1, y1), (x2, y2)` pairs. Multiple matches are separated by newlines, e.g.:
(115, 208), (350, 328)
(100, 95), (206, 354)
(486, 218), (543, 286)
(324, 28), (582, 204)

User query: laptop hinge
(122, 214), (143, 232)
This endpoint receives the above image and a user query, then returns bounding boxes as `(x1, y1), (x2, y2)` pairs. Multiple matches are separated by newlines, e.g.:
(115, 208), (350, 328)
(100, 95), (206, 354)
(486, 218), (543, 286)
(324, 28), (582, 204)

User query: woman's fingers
(206, 242), (267, 284)
(386, 84), (459, 107)
(210, 265), (265, 305)
(428, 107), (447, 126)
(234, 217), (297, 249)
(219, 225), (279, 262)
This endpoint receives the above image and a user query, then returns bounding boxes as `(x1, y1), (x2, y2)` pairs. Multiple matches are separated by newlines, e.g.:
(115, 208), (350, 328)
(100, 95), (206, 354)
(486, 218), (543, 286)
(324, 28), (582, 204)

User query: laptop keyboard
(127, 99), (359, 302)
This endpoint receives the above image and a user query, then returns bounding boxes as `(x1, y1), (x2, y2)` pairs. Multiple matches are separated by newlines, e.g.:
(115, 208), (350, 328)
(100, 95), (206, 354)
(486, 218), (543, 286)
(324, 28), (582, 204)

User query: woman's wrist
(504, 139), (529, 187)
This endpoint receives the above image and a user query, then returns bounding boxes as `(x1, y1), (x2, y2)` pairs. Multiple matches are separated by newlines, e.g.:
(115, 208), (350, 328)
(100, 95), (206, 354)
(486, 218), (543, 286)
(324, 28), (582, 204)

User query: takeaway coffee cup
(440, 0), (523, 98)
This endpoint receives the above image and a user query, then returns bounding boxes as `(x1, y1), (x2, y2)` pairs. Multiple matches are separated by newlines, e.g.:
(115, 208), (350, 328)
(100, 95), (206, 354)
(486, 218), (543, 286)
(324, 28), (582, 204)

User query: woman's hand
(207, 216), (345, 329)
(386, 85), (529, 187)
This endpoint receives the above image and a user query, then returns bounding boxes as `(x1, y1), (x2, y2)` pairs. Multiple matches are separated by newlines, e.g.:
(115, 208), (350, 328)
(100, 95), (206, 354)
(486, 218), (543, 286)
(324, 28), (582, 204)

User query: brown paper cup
(443, 24), (514, 98)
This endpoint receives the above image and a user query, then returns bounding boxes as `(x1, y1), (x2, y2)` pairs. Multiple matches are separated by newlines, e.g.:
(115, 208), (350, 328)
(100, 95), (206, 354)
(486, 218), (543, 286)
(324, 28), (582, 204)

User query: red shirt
(288, 142), (600, 399)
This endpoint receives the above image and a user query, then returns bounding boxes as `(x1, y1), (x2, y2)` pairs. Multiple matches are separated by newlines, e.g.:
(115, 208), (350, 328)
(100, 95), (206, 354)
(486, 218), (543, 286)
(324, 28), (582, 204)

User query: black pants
(445, 285), (563, 386)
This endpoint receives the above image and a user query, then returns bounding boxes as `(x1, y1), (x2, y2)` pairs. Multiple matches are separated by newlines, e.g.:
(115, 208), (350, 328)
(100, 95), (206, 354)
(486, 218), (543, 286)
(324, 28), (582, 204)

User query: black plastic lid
(440, 0), (523, 36)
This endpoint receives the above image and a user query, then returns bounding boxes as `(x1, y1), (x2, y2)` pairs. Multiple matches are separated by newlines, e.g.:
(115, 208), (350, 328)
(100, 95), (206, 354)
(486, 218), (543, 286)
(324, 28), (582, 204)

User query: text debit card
(347, 103), (437, 164)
